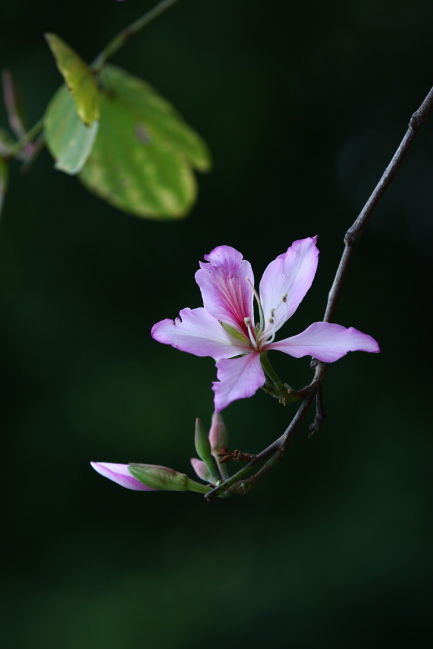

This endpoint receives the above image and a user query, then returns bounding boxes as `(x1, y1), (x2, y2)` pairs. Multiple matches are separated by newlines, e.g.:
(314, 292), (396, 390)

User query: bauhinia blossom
(152, 238), (379, 412)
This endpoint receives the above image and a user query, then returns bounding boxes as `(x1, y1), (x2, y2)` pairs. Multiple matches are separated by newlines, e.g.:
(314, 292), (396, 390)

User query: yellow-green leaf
(45, 33), (99, 126)
(45, 85), (99, 175)
(97, 65), (212, 172)
(79, 65), (212, 220)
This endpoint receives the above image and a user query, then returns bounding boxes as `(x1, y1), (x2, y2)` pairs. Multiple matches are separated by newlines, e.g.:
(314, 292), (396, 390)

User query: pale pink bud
(209, 412), (228, 454)
(190, 458), (212, 483)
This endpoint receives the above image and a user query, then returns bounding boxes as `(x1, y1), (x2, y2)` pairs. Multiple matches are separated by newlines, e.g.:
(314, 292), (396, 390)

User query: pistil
(244, 317), (258, 349)
(246, 277), (264, 332)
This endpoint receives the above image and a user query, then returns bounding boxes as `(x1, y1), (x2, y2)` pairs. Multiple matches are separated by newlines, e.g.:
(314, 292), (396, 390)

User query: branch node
(344, 230), (357, 247)
(409, 110), (424, 130)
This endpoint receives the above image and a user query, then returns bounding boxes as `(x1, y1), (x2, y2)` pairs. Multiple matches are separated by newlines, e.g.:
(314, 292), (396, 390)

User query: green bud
(194, 419), (212, 462)
(194, 419), (220, 484)
(129, 464), (210, 494)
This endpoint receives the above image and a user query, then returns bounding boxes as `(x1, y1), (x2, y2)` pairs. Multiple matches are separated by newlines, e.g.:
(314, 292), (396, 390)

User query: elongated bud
(90, 462), (155, 491)
(195, 418), (212, 462)
(190, 458), (212, 483)
(195, 418), (220, 484)
(209, 412), (230, 480)
(209, 412), (228, 453)
(129, 463), (210, 494)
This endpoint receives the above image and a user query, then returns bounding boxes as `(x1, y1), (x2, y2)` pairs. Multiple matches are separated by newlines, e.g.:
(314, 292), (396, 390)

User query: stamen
(281, 292), (290, 319)
(246, 277), (264, 332)
(244, 316), (258, 349)
(266, 329), (276, 344)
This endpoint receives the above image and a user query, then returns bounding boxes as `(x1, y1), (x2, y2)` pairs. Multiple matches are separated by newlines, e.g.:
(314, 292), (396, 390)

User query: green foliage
(78, 65), (211, 220)
(44, 86), (99, 175)
(45, 33), (100, 126)
(1, 12), (212, 221)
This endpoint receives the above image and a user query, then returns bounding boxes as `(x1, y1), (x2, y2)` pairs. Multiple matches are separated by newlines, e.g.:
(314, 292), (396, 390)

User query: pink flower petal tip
(90, 462), (155, 491)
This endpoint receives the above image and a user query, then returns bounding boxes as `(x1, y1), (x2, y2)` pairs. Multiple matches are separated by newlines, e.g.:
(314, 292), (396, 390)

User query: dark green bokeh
(1, 1), (432, 647)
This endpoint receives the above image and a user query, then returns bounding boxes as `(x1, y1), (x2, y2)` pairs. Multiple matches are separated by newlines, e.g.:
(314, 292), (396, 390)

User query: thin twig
(308, 388), (326, 437)
(92, 0), (182, 72)
(324, 85), (433, 324)
(205, 83), (433, 501)
(1, 117), (44, 161)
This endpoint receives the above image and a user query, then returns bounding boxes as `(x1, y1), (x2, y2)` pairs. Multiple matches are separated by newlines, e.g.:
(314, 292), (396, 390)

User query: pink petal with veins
(259, 237), (319, 333)
(213, 352), (266, 412)
(195, 245), (254, 336)
(151, 307), (247, 360)
(267, 322), (380, 363)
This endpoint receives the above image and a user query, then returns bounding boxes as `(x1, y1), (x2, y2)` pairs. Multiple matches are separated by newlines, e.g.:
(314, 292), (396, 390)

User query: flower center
(245, 281), (290, 350)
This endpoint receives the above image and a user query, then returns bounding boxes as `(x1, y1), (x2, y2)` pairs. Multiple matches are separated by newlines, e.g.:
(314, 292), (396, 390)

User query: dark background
(1, 1), (432, 647)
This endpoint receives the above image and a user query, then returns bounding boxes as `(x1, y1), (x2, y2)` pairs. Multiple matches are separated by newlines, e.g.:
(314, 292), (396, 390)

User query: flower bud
(190, 458), (212, 483)
(209, 412), (228, 453)
(209, 412), (230, 480)
(194, 418), (212, 462)
(129, 463), (210, 494)
(195, 418), (220, 484)
(90, 462), (155, 491)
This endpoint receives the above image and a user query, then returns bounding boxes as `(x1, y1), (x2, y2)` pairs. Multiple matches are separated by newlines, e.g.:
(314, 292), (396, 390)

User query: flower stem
(2, 117), (44, 160)
(92, 0), (182, 72)
(260, 352), (301, 405)
(260, 352), (285, 389)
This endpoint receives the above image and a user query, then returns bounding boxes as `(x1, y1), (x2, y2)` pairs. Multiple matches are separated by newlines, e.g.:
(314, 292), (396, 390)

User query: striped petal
(267, 322), (380, 363)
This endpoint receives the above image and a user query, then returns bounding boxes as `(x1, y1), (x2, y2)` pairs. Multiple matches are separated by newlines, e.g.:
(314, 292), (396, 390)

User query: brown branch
(308, 387), (326, 438)
(205, 84), (433, 502)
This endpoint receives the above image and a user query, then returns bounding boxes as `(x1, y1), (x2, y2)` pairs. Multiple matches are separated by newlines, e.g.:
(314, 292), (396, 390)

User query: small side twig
(216, 445), (256, 464)
(308, 388), (326, 437)
(92, 0), (182, 72)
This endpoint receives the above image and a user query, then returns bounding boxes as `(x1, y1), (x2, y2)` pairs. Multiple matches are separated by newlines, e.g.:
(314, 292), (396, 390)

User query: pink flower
(152, 238), (379, 412)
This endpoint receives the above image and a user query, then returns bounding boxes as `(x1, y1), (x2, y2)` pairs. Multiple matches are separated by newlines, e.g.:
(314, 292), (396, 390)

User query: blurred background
(1, 1), (432, 647)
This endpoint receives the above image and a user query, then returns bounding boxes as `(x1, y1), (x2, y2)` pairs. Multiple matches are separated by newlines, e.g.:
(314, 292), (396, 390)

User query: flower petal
(259, 237), (319, 333)
(195, 245), (254, 335)
(190, 458), (212, 483)
(151, 307), (248, 360)
(267, 322), (380, 363)
(90, 462), (154, 491)
(212, 352), (266, 411)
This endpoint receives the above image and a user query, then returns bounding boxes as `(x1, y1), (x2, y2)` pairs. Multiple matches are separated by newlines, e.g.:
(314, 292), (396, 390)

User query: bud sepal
(129, 463), (211, 494)
(194, 418), (220, 484)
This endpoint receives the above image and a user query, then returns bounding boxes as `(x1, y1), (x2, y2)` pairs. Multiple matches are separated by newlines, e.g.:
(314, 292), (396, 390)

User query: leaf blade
(44, 85), (99, 175)
(79, 65), (212, 219)
(45, 33), (100, 126)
